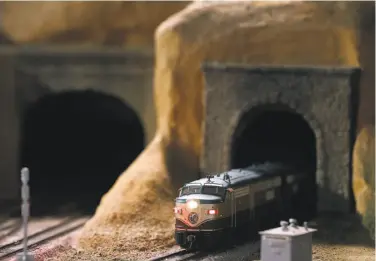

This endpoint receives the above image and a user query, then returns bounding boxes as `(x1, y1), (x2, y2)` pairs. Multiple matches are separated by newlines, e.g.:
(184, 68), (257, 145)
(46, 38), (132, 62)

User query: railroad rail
(148, 249), (198, 261)
(149, 249), (218, 261)
(149, 239), (260, 261)
(0, 220), (22, 243)
(0, 216), (88, 260)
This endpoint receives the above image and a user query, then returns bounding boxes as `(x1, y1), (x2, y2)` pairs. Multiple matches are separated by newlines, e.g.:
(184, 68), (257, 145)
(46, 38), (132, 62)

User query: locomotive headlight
(187, 200), (198, 209)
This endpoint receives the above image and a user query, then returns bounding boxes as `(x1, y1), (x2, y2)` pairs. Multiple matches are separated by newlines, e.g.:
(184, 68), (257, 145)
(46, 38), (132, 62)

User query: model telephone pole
(16, 167), (34, 261)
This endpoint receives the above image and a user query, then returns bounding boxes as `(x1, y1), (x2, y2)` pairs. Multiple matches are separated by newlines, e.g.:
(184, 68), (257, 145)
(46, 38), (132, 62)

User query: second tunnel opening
(20, 90), (145, 215)
(230, 104), (317, 218)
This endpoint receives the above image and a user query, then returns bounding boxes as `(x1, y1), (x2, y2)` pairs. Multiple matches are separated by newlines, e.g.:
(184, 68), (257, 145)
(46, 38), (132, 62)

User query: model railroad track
(0, 220), (22, 243)
(0, 203), (80, 240)
(0, 215), (88, 260)
(148, 249), (202, 261)
(149, 239), (260, 261)
(0, 206), (23, 243)
(0, 207), (21, 228)
(0, 219), (21, 233)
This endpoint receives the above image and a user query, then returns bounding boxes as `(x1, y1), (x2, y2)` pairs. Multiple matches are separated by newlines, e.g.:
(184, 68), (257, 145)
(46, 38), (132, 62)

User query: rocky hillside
(1, 1), (373, 258)
(0, 2), (188, 48)
(80, 1), (374, 258)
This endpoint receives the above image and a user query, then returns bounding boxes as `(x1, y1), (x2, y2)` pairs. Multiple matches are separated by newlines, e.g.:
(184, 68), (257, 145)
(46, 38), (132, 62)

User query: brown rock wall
(79, 2), (374, 257)
(153, 1), (363, 183)
(353, 126), (375, 215)
(353, 125), (375, 239)
(78, 1), (374, 256)
(1, 2), (188, 47)
(1, 1), (374, 257)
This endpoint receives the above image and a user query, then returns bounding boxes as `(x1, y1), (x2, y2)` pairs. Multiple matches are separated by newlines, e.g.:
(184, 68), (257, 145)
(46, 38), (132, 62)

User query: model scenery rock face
(1, 2), (188, 47)
(151, 0), (374, 241)
(1, 1), (374, 259)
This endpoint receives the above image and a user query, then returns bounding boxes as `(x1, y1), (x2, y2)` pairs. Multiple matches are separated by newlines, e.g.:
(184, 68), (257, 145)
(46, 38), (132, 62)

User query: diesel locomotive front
(174, 175), (231, 248)
(174, 163), (309, 249)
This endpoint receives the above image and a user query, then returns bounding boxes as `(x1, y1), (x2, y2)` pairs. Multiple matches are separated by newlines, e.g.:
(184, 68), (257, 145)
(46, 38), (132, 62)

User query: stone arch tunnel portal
(20, 90), (145, 215)
(230, 104), (317, 217)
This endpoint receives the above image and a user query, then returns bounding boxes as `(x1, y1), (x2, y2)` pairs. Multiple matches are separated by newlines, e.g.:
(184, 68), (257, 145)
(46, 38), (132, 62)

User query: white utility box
(259, 219), (317, 261)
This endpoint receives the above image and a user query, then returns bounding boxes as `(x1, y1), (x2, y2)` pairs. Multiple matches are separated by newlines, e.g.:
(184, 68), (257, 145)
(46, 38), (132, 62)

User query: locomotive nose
(188, 211), (199, 224)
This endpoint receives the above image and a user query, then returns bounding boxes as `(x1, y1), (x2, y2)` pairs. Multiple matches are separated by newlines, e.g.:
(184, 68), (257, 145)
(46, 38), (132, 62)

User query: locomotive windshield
(180, 184), (226, 198)
(180, 185), (202, 196)
(202, 186), (226, 198)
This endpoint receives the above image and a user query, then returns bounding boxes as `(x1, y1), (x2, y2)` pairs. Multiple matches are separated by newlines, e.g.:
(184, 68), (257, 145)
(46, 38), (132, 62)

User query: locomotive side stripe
(175, 216), (230, 229)
(235, 190), (249, 198)
(234, 186), (250, 198)
(175, 228), (224, 232)
(175, 199), (223, 204)
(234, 187), (250, 193)
(235, 186), (250, 192)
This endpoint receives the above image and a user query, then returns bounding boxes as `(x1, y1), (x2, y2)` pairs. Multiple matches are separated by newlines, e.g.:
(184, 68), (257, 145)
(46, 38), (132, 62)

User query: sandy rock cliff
(1, 1), (188, 48)
(152, 0), (372, 241)
(84, 1), (375, 254)
(153, 0), (374, 228)
(1, 1), (374, 258)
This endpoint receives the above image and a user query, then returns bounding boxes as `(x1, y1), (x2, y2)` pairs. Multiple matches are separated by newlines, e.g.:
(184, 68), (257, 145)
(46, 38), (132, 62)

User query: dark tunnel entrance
(230, 104), (317, 217)
(20, 90), (145, 215)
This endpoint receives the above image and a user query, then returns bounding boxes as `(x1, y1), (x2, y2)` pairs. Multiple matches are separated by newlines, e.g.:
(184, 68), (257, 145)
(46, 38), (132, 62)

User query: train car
(173, 162), (308, 249)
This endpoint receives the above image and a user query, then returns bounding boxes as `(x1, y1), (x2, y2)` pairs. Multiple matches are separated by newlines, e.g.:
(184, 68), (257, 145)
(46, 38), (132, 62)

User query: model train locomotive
(174, 162), (311, 249)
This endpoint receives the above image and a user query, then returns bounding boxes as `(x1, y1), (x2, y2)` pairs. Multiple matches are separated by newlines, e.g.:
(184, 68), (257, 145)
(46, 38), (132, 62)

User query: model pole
(16, 167), (34, 261)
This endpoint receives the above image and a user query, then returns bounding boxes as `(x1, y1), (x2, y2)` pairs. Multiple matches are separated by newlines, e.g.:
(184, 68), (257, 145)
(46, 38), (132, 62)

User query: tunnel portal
(231, 104), (316, 170)
(230, 104), (317, 216)
(202, 64), (359, 213)
(21, 90), (144, 214)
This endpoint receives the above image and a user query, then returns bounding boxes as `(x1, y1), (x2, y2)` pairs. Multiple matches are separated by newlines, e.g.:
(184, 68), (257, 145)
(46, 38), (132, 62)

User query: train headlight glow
(187, 200), (198, 209)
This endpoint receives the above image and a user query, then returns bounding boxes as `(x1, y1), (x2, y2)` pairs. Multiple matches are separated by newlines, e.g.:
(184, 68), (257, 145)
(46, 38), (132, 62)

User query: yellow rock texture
(353, 125), (375, 239)
(79, 1), (375, 258)
(1, 1), (188, 48)
(2, 1), (374, 258)
(353, 126), (375, 213)
(152, 0), (374, 209)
